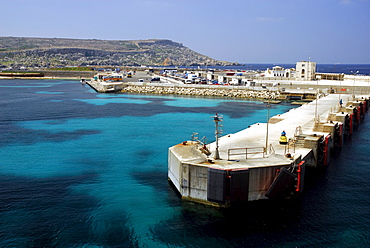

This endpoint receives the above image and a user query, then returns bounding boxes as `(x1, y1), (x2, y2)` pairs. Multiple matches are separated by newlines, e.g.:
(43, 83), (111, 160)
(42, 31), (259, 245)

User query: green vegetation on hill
(49, 67), (92, 71)
(0, 37), (238, 68)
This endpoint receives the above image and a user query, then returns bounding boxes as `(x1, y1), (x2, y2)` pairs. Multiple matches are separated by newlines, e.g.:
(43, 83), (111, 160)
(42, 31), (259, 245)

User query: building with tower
(295, 61), (316, 80)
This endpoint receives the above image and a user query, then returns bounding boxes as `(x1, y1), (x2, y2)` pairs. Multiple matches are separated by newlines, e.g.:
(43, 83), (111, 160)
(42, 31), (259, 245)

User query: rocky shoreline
(120, 85), (280, 99)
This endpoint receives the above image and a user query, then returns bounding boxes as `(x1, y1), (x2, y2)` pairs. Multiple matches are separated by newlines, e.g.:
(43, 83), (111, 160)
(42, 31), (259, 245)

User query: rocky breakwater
(121, 85), (280, 99)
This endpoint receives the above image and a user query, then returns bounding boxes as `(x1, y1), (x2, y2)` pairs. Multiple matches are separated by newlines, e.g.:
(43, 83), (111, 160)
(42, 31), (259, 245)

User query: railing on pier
(268, 144), (275, 155)
(284, 126), (306, 155)
(295, 126), (302, 137)
(284, 138), (295, 155)
(227, 147), (265, 160)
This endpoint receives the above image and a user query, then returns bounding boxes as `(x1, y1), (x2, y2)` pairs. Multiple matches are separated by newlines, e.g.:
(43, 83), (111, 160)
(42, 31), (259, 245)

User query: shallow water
(0, 79), (369, 247)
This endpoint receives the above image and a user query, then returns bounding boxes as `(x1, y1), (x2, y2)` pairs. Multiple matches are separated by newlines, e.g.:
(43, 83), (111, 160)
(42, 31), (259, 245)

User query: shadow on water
(0, 124), (101, 147)
(132, 169), (305, 247)
(0, 173), (94, 246)
(132, 152), (369, 247)
(151, 195), (304, 247)
(0, 173), (140, 248)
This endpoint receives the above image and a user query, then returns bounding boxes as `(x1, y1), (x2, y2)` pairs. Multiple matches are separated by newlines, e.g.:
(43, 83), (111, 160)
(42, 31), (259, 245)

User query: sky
(1, 0), (369, 64)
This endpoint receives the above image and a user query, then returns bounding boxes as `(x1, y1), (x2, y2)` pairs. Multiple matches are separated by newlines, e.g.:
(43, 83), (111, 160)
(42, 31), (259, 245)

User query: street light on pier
(265, 97), (271, 152)
(212, 113), (223, 160)
(351, 71), (359, 99)
(265, 83), (278, 151)
(315, 76), (321, 122)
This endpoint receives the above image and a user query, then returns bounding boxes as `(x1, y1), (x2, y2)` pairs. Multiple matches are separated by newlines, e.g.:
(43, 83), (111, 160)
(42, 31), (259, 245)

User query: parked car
(151, 77), (160, 82)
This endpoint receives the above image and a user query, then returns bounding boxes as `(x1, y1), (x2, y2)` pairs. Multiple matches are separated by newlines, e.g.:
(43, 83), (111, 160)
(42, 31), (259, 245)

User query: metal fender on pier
(265, 168), (297, 199)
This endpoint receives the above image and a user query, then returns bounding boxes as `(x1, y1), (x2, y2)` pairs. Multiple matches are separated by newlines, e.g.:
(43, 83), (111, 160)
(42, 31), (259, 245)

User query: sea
(0, 64), (369, 247)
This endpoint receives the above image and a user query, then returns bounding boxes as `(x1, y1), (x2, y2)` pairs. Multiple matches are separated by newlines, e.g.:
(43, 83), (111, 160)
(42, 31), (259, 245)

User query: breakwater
(42, 70), (95, 79)
(121, 84), (280, 99)
(0, 70), (96, 79)
(0, 72), (44, 77)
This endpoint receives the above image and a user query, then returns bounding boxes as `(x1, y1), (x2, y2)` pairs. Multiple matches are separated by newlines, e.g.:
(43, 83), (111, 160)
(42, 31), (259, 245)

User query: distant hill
(0, 37), (237, 68)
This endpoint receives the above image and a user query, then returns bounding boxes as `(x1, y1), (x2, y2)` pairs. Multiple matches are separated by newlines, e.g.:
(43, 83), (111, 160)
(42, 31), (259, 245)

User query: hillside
(0, 37), (237, 68)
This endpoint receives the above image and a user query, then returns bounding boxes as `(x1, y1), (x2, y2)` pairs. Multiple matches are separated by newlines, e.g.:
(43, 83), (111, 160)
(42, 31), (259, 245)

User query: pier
(85, 72), (125, 93)
(168, 94), (369, 207)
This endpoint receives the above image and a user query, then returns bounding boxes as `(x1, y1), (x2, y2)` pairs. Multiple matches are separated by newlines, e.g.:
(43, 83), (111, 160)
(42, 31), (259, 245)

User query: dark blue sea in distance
(0, 64), (369, 247)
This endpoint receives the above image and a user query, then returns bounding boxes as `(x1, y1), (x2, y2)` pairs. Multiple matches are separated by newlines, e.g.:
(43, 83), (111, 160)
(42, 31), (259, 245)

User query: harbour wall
(0, 70), (96, 79)
(121, 84), (282, 99)
(42, 70), (95, 79)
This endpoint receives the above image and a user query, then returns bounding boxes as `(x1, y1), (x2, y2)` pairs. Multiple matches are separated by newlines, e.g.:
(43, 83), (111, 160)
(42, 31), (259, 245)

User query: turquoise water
(0, 79), (369, 247)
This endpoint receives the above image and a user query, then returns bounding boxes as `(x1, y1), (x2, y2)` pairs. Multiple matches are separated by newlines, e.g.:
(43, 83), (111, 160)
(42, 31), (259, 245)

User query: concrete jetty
(168, 94), (369, 207)
(85, 72), (125, 93)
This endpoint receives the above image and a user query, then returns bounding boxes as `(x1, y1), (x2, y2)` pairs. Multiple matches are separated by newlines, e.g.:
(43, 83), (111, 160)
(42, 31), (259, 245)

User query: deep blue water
(0, 76), (369, 247)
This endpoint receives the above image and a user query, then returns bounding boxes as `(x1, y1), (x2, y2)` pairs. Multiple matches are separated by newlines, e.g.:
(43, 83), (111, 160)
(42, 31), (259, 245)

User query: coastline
(0, 75), (285, 100)
(3, 68), (370, 101)
(0, 76), (81, 80)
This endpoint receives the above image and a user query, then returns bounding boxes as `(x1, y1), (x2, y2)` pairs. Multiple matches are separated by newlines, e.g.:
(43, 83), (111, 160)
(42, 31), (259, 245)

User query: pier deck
(210, 94), (342, 160)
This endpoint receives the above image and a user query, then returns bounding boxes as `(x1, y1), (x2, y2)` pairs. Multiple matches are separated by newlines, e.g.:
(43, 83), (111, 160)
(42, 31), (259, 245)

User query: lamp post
(314, 78), (319, 122)
(351, 71), (359, 99)
(212, 113), (223, 160)
(265, 96), (271, 152)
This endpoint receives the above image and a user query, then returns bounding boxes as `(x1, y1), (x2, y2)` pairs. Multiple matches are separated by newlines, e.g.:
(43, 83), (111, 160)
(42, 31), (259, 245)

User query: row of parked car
(185, 78), (207, 84)
(156, 72), (234, 85)
(185, 78), (228, 85)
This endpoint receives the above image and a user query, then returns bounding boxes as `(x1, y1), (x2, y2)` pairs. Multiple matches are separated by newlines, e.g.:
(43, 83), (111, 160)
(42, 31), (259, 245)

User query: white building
(264, 66), (294, 78)
(262, 61), (316, 81)
(295, 61), (316, 80)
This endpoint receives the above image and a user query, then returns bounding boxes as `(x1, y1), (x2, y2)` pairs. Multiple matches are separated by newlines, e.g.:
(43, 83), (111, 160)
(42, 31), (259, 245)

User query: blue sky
(1, 0), (369, 64)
